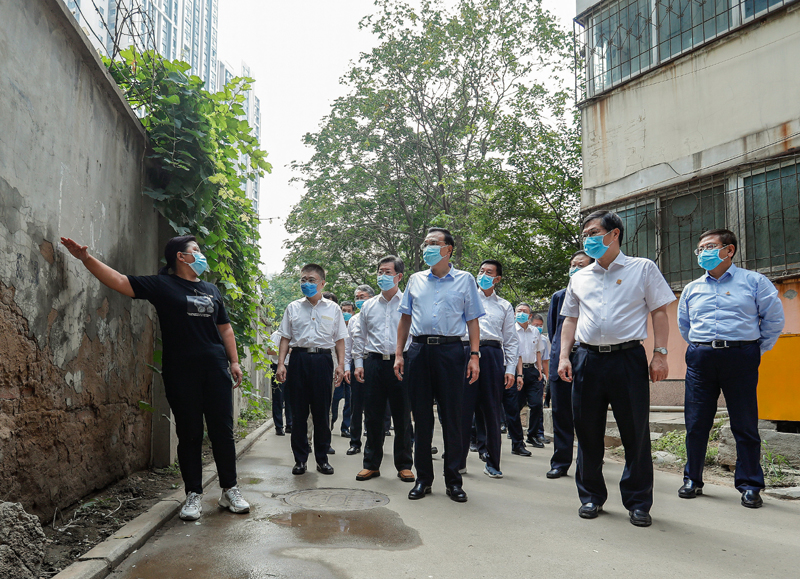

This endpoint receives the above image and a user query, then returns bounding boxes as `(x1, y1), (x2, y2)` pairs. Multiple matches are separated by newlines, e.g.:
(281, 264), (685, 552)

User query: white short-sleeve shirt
(277, 296), (349, 349)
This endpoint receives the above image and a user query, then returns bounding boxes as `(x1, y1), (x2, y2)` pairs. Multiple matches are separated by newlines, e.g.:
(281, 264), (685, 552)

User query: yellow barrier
(758, 334), (800, 421)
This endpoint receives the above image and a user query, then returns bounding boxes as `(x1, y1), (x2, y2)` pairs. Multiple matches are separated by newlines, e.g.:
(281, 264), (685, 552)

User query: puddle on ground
(268, 508), (421, 549)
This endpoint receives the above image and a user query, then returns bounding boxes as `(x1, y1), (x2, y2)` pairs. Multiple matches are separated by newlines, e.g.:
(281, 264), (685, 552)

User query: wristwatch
(516, 374), (523, 378)
(470, 351), (481, 358)
(653, 347), (668, 355)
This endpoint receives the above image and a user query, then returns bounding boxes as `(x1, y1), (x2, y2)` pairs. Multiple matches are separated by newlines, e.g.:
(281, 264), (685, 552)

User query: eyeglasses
(693, 243), (728, 255)
(420, 241), (447, 250)
(580, 229), (607, 241)
(300, 276), (320, 284)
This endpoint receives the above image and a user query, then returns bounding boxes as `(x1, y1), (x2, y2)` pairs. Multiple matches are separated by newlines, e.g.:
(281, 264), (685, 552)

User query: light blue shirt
(399, 265), (485, 337)
(678, 264), (784, 354)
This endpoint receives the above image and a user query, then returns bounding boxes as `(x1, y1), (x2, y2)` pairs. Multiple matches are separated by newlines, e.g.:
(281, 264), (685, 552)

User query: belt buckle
(598, 345), (612, 353)
(426, 337), (440, 345)
(711, 340), (727, 349)
(308, 347), (319, 353)
(571, 345), (578, 353)
(382, 354), (391, 361)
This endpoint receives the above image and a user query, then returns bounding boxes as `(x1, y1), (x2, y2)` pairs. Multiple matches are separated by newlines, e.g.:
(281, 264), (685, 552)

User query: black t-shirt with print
(127, 274), (230, 370)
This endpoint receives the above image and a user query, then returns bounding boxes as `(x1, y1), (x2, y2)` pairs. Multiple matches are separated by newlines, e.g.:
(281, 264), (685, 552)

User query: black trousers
(572, 345), (653, 512)
(502, 379), (525, 449)
(163, 362), (237, 494)
(684, 343), (763, 491)
(349, 380), (365, 449)
(407, 341), (467, 487)
(363, 355), (413, 471)
(549, 373), (575, 472)
(270, 363), (292, 430)
(460, 345), (504, 471)
(520, 367), (544, 440)
(287, 350), (334, 465)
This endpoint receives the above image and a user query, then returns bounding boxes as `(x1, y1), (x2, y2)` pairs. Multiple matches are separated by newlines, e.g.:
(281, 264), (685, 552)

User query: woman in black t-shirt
(60, 234), (250, 521)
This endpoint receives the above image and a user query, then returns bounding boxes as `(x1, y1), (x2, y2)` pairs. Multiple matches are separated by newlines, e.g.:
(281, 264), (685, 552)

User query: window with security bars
(576, 0), (797, 100)
(597, 155), (800, 288)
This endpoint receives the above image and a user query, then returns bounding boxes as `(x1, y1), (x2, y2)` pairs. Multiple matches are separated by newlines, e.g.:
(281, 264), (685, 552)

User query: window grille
(575, 0), (798, 101)
(592, 154), (800, 288)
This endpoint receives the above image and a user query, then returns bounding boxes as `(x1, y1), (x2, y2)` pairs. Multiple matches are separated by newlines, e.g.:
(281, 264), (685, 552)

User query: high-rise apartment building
(64, 0), (218, 91)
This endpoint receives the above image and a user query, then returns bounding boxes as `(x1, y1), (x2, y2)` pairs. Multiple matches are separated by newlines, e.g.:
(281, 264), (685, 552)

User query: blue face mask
(583, 231), (612, 260)
(184, 251), (208, 276)
(569, 266), (580, 277)
(423, 245), (445, 267)
(355, 299), (365, 310)
(697, 249), (724, 271)
(301, 282), (318, 298)
(343, 312), (353, 322)
(533, 326), (542, 334)
(377, 274), (396, 291)
(477, 273), (495, 290)
(515, 312), (529, 324)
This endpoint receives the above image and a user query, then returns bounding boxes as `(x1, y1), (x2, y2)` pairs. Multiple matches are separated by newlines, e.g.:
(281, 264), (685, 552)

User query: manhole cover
(282, 488), (389, 511)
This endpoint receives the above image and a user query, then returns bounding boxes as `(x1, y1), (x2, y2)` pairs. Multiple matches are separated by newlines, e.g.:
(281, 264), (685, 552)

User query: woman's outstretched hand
(60, 237), (89, 261)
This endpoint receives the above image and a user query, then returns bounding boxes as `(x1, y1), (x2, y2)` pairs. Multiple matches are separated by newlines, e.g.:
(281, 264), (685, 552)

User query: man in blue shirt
(678, 229), (784, 509)
(546, 250), (593, 479)
(395, 228), (485, 502)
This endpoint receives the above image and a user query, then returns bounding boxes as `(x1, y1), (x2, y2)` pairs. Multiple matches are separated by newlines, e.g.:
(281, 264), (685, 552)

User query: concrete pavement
(110, 427), (800, 579)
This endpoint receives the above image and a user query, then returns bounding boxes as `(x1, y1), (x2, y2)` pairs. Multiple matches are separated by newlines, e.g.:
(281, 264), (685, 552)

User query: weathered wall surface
(0, 0), (161, 519)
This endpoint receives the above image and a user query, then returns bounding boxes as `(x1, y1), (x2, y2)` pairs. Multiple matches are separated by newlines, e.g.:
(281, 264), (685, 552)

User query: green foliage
(286, 0), (580, 303)
(104, 48), (273, 391)
(240, 396), (272, 423)
(652, 430), (688, 462)
(762, 441), (791, 486)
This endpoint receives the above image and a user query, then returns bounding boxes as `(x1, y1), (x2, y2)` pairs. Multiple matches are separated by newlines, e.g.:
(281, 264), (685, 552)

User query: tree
(286, 0), (580, 301)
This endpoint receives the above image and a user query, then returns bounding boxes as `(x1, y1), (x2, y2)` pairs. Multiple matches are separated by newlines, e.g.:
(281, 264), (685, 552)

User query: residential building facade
(574, 0), (800, 409)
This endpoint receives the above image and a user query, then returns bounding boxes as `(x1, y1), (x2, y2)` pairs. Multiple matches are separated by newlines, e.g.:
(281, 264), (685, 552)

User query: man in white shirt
(559, 211), (675, 528)
(346, 284), (375, 455)
(276, 264), (349, 476)
(268, 329), (291, 436)
(514, 304), (543, 452)
(351, 256), (415, 483)
(458, 259), (518, 479)
(524, 313), (549, 446)
(330, 301), (355, 439)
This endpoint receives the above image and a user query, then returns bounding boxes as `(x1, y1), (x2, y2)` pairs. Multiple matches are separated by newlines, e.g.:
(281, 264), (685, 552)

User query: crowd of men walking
(266, 210), (785, 528)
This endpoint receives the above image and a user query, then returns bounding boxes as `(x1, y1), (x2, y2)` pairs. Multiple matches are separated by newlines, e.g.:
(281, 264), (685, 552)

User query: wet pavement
(111, 427), (800, 579)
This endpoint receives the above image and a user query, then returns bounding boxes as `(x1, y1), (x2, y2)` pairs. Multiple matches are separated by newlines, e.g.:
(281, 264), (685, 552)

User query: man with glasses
(545, 250), (594, 479)
(345, 285), (376, 456)
(514, 304), (542, 454)
(276, 264), (348, 476)
(558, 211), (674, 528)
(678, 229), (784, 509)
(524, 313), (549, 447)
(330, 301), (355, 439)
(351, 256), (415, 484)
(395, 228), (484, 502)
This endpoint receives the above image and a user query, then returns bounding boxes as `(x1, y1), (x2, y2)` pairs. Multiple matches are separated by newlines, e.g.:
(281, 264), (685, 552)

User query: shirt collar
(703, 262), (737, 283)
(378, 289), (402, 304)
(590, 250), (628, 272)
(516, 322), (534, 332)
(480, 290), (498, 302)
(426, 264), (455, 280)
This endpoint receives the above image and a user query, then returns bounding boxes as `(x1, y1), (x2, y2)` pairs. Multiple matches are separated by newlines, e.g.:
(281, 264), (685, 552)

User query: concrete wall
(0, 0), (162, 519)
(580, 5), (800, 209)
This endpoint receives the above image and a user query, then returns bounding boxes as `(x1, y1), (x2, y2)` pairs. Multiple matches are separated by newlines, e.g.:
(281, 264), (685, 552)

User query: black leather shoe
(539, 437), (551, 445)
(469, 442), (478, 452)
(446, 485), (468, 503)
(528, 438), (544, 449)
(629, 509), (652, 527)
(511, 446), (532, 457)
(546, 468), (568, 479)
(678, 480), (703, 499)
(340, 429), (350, 438)
(346, 445), (361, 455)
(326, 446), (336, 455)
(276, 427), (285, 436)
(316, 462), (334, 475)
(500, 424), (507, 434)
(431, 446), (438, 455)
(578, 503), (602, 519)
(478, 452), (489, 463)
(385, 429), (392, 437)
(285, 425), (292, 433)
(291, 462), (306, 475)
(741, 490), (763, 509)
(408, 482), (432, 500)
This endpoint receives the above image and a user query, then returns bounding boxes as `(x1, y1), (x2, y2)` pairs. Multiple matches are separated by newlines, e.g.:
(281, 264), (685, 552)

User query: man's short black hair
(582, 210), (624, 244)
(322, 291), (337, 303)
(427, 227), (455, 248)
(532, 313), (544, 322)
(516, 302), (532, 314)
(378, 255), (405, 274)
(570, 250), (595, 264)
(699, 228), (738, 257)
(480, 259), (503, 277)
(341, 300), (355, 310)
(301, 263), (326, 280)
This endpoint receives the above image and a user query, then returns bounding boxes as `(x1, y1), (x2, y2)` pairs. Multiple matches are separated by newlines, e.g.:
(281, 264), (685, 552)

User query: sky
(217, 0), (578, 276)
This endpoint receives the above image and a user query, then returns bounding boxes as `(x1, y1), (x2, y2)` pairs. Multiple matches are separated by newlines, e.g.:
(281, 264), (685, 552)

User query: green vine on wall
(104, 49), (273, 396)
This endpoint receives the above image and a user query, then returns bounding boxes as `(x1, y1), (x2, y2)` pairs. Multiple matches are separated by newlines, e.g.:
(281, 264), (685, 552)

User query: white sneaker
(219, 486), (250, 514)
(180, 491), (203, 520)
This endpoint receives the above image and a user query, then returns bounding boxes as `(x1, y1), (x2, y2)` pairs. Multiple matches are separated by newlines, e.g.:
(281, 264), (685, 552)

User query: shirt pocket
(443, 289), (465, 313)
(317, 314), (335, 336)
